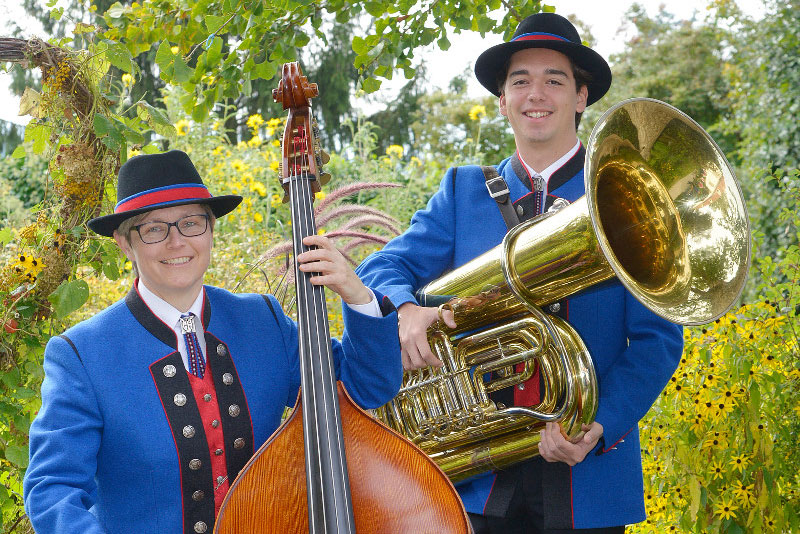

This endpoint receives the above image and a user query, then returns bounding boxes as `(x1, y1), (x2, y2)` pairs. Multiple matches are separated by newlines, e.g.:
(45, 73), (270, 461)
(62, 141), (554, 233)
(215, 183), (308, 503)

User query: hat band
(115, 184), (212, 214)
(512, 32), (570, 43)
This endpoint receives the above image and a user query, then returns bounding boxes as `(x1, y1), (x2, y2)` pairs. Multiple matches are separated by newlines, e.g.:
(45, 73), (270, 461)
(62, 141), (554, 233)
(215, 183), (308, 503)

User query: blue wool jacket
(24, 285), (401, 534)
(356, 149), (683, 529)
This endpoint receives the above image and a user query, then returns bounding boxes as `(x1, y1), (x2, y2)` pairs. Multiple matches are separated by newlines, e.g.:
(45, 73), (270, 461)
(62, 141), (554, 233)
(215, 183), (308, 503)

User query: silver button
(211, 419), (220, 428)
(228, 404), (240, 417)
(516, 205), (524, 216)
(234, 438), (245, 449)
(517, 384), (525, 390)
(222, 373), (234, 385)
(215, 448), (223, 456)
(549, 302), (561, 313)
(194, 521), (208, 533)
(174, 393), (187, 407)
(216, 344), (227, 356)
(217, 475), (225, 485)
(189, 459), (201, 470)
(163, 364), (177, 378)
(183, 425), (195, 438)
(192, 490), (204, 501)
(203, 394), (212, 402)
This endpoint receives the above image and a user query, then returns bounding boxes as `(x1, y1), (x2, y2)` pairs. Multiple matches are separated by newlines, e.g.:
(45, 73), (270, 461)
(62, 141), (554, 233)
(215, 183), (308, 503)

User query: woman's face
(114, 203), (213, 310)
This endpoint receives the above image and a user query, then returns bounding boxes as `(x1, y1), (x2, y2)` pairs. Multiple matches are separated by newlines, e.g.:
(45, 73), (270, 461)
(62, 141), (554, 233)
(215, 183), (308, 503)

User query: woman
(24, 150), (402, 534)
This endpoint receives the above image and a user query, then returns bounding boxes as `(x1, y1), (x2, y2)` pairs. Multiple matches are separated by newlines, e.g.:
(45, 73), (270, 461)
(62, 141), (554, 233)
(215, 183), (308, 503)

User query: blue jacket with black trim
(23, 285), (401, 534)
(356, 149), (683, 529)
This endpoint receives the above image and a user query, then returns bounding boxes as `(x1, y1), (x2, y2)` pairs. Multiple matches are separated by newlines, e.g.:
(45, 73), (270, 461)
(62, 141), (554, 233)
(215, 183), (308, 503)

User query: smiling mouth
(161, 257), (191, 265)
(524, 111), (551, 118)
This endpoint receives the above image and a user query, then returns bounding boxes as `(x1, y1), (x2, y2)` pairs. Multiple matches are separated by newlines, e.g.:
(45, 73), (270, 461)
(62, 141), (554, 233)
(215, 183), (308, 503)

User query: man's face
(114, 203), (213, 308)
(499, 47), (588, 156)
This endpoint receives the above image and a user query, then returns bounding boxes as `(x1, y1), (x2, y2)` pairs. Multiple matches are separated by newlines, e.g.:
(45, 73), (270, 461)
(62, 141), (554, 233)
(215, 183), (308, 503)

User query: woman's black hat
(474, 12), (611, 105)
(87, 150), (242, 237)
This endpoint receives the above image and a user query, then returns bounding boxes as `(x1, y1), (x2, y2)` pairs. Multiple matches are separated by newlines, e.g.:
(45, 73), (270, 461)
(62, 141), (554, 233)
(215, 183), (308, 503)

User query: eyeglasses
(133, 214), (210, 244)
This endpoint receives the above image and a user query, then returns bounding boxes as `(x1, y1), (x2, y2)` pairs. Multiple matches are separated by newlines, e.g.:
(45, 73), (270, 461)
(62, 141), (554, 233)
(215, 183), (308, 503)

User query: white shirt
(136, 280), (381, 371)
(517, 140), (581, 195)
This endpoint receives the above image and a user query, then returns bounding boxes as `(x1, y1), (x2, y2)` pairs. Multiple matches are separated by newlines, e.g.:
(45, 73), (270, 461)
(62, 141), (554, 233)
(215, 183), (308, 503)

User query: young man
(356, 13), (683, 533)
(24, 150), (402, 534)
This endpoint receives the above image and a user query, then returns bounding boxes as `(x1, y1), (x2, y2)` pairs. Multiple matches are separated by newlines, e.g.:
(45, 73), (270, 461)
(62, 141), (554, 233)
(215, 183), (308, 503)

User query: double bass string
(291, 120), (354, 533)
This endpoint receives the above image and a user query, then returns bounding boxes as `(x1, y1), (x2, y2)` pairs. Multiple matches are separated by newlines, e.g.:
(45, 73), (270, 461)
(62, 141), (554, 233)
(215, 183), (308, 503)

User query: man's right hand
(397, 302), (456, 370)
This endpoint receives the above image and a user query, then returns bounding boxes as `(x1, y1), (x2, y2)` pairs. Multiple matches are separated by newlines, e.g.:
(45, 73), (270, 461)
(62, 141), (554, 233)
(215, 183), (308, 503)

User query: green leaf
(252, 60), (276, 81)
(102, 40), (133, 72)
(137, 102), (177, 138)
(11, 145), (25, 159)
(360, 77), (382, 93)
(352, 36), (368, 55)
(0, 228), (12, 245)
(205, 14), (227, 34)
(155, 40), (174, 72)
(73, 22), (96, 34)
(437, 35), (451, 51)
(106, 2), (125, 18)
(173, 54), (194, 83)
(48, 279), (90, 319)
(50, 7), (64, 20)
(206, 36), (223, 66)
(24, 124), (48, 154)
(102, 258), (120, 281)
(5, 444), (29, 468)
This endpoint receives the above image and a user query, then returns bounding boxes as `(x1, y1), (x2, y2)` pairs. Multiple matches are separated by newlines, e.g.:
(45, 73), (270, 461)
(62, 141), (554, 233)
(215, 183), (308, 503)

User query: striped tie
(179, 313), (205, 378)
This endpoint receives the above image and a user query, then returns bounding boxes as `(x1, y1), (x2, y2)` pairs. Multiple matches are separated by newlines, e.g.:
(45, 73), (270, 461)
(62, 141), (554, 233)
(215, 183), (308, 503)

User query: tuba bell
(374, 98), (751, 482)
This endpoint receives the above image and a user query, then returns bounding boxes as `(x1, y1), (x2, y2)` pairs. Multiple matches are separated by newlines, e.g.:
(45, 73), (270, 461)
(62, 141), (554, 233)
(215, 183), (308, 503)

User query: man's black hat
(475, 12), (611, 105)
(88, 150), (242, 237)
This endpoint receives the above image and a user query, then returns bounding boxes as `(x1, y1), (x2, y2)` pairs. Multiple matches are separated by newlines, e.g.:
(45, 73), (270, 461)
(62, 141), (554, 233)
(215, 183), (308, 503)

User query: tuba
(374, 98), (751, 482)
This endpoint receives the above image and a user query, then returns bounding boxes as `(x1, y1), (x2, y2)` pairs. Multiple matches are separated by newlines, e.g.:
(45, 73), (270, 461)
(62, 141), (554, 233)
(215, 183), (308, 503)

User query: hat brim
(475, 40), (612, 105)
(87, 195), (243, 237)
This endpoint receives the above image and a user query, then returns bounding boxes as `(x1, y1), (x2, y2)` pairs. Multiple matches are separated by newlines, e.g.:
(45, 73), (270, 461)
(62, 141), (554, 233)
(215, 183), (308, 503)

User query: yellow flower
(710, 459), (725, 479)
(270, 194), (282, 208)
(314, 191), (326, 201)
(175, 119), (190, 136)
(247, 135), (262, 147)
(713, 498), (738, 520)
(730, 454), (749, 473)
(317, 228), (326, 235)
(266, 127), (276, 137)
(271, 139), (280, 147)
(246, 114), (264, 130)
(267, 117), (282, 128)
(124, 261), (133, 271)
(212, 120), (222, 132)
(253, 212), (263, 223)
(468, 104), (487, 121)
(269, 160), (280, 172)
(121, 73), (133, 86)
(128, 148), (141, 158)
(211, 146), (224, 157)
(410, 156), (422, 166)
(385, 144), (404, 159)
(231, 160), (245, 172)
(250, 182), (267, 197)
(170, 46), (180, 55)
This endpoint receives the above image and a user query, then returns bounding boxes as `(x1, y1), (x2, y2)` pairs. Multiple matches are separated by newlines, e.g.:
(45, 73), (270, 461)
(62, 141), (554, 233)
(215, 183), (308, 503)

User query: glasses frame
(132, 213), (211, 244)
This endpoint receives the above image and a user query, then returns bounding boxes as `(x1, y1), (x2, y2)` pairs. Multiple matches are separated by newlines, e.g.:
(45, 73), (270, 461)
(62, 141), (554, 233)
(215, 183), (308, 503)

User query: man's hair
(496, 53), (594, 130)
(116, 204), (215, 277)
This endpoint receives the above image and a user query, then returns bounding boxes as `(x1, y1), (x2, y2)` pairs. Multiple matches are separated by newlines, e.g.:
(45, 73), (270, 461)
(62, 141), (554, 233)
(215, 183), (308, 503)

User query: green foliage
(717, 1), (800, 263)
(631, 173), (800, 534)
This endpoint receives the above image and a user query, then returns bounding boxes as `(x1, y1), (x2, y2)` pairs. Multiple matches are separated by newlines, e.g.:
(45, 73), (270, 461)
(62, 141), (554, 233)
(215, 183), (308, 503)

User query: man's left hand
(538, 421), (603, 466)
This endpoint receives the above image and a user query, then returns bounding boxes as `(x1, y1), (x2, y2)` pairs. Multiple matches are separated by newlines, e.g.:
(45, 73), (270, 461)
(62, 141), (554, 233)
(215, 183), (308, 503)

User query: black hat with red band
(474, 12), (611, 105)
(88, 150), (242, 237)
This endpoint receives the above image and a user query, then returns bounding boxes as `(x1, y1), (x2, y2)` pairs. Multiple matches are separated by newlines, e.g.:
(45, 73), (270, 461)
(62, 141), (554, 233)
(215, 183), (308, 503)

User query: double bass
(214, 63), (471, 533)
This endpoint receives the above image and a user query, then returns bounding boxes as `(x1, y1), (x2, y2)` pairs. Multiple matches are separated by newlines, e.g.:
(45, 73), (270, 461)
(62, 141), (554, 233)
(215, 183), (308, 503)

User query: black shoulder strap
(482, 165), (520, 230)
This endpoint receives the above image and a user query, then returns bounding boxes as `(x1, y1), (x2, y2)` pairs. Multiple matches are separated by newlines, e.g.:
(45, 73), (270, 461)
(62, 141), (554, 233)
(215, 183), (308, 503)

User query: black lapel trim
(548, 145), (585, 194)
(125, 288), (177, 349)
(379, 295), (397, 316)
(149, 353), (214, 534)
(511, 193), (536, 223)
(200, 290), (211, 330)
(204, 332), (255, 482)
(510, 152), (531, 191)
